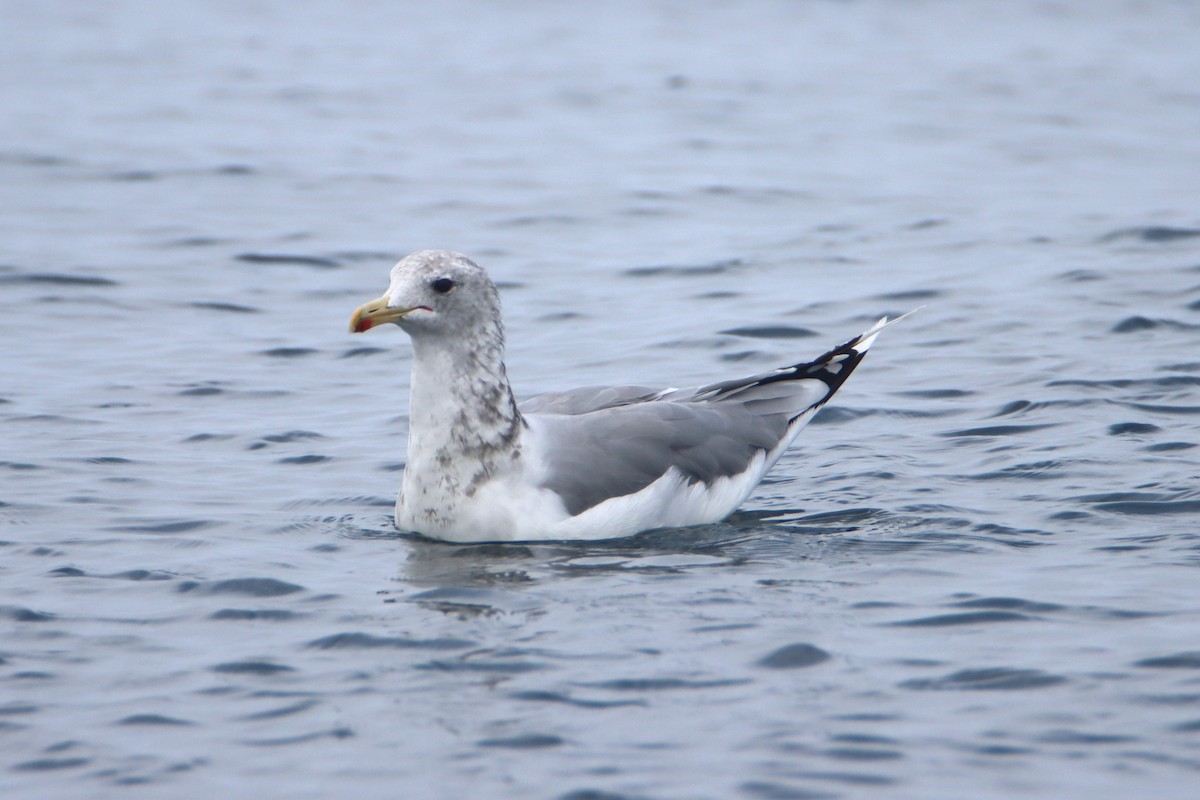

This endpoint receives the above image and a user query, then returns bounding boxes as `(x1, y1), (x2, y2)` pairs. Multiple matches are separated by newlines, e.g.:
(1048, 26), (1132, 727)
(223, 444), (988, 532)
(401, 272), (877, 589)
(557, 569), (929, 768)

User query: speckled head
(349, 250), (503, 340)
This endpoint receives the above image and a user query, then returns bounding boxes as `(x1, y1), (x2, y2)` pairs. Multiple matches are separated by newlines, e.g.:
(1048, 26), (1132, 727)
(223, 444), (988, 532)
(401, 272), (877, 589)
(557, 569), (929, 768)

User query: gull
(350, 250), (903, 543)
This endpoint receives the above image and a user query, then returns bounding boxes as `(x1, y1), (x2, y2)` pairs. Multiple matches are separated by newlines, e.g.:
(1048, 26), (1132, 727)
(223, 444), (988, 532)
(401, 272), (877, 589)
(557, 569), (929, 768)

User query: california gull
(349, 249), (906, 543)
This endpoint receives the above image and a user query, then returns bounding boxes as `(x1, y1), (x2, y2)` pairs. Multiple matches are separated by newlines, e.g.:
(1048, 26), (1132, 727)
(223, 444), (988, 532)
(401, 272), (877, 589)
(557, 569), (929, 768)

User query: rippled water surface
(3, 1), (1200, 798)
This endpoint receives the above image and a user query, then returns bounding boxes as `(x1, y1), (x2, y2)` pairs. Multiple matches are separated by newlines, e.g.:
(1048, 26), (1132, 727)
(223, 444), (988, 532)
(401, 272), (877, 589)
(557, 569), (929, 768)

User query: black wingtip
(766, 335), (871, 405)
(782, 310), (914, 404)
(761, 323), (888, 424)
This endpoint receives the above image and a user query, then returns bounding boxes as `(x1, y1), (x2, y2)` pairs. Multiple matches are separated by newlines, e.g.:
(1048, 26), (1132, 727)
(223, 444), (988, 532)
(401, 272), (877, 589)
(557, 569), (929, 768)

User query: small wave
(510, 690), (645, 709)
(177, 384), (225, 397)
(494, 214), (582, 227)
(1056, 269), (1107, 282)
(477, 734), (564, 749)
(1050, 375), (1200, 389)
(307, 632), (473, 650)
(210, 661), (294, 675)
(409, 584), (540, 607)
(0, 151), (71, 167)
(0, 272), (118, 287)
(895, 388), (974, 399)
(237, 700), (319, 722)
(182, 433), (235, 443)
(417, 657), (545, 674)
(118, 714), (194, 726)
(623, 259), (745, 278)
(720, 325), (818, 339)
(211, 609), (301, 621)
(189, 301), (260, 314)
(585, 677), (750, 691)
(277, 454), (331, 465)
(1109, 422), (1160, 435)
(109, 519), (216, 534)
(262, 430), (326, 443)
(340, 346), (388, 358)
(719, 350), (767, 362)
(1111, 316), (1200, 334)
(875, 288), (942, 302)
(1096, 500), (1200, 515)
(1119, 401), (1200, 415)
(261, 347), (318, 358)
(887, 610), (1033, 627)
(330, 250), (398, 262)
(242, 728), (354, 747)
(179, 577), (304, 597)
(900, 667), (1067, 691)
(168, 236), (231, 247)
(1, 606), (56, 622)
(235, 253), (341, 268)
(12, 757), (91, 772)
(1036, 729), (1138, 745)
(1099, 226), (1200, 243)
(757, 643), (831, 669)
(952, 597), (1065, 613)
(940, 423), (1059, 437)
(967, 460), (1071, 481)
(1133, 652), (1200, 669)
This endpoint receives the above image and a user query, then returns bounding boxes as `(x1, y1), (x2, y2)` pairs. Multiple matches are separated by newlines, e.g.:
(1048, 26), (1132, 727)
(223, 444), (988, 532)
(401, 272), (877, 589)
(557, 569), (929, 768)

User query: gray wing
(531, 400), (789, 516)
(530, 322), (881, 516)
(518, 385), (661, 415)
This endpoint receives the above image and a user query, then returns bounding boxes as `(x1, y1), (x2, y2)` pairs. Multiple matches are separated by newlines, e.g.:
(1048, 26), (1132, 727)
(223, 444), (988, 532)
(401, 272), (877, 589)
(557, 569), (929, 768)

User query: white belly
(395, 450), (770, 544)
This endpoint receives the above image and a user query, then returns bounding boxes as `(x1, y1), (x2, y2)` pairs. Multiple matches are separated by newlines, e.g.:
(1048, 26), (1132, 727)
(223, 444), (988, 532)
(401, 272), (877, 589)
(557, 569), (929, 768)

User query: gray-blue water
(3, 1), (1200, 797)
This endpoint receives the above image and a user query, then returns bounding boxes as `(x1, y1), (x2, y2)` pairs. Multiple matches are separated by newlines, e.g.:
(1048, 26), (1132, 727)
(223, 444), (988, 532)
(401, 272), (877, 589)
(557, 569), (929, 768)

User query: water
(3, 1), (1200, 797)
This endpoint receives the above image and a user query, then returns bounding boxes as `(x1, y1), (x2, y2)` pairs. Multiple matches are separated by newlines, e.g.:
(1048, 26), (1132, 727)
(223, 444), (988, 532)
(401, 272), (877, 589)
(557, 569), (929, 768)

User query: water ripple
(900, 668), (1069, 691)
(235, 253), (341, 268)
(306, 632), (474, 650)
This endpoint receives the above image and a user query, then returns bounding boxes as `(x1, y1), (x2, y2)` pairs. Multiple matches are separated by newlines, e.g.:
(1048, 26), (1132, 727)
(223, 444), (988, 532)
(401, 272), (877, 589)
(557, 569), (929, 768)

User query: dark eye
(431, 277), (456, 294)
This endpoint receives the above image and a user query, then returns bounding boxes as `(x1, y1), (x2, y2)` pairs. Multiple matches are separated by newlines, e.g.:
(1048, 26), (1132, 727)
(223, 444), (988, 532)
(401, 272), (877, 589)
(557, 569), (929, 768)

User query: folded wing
(528, 317), (894, 516)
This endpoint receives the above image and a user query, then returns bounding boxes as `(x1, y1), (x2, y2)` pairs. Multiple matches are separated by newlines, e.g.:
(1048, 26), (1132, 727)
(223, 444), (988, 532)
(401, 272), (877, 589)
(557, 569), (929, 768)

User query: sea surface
(2, 1), (1200, 798)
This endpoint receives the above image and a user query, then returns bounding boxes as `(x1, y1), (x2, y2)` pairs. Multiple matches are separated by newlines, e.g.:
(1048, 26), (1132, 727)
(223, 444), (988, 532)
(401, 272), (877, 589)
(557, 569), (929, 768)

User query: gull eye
(431, 277), (456, 294)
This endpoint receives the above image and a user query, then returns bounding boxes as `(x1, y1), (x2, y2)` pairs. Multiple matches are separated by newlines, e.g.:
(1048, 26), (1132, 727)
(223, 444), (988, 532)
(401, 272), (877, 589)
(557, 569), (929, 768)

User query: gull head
(349, 250), (501, 338)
